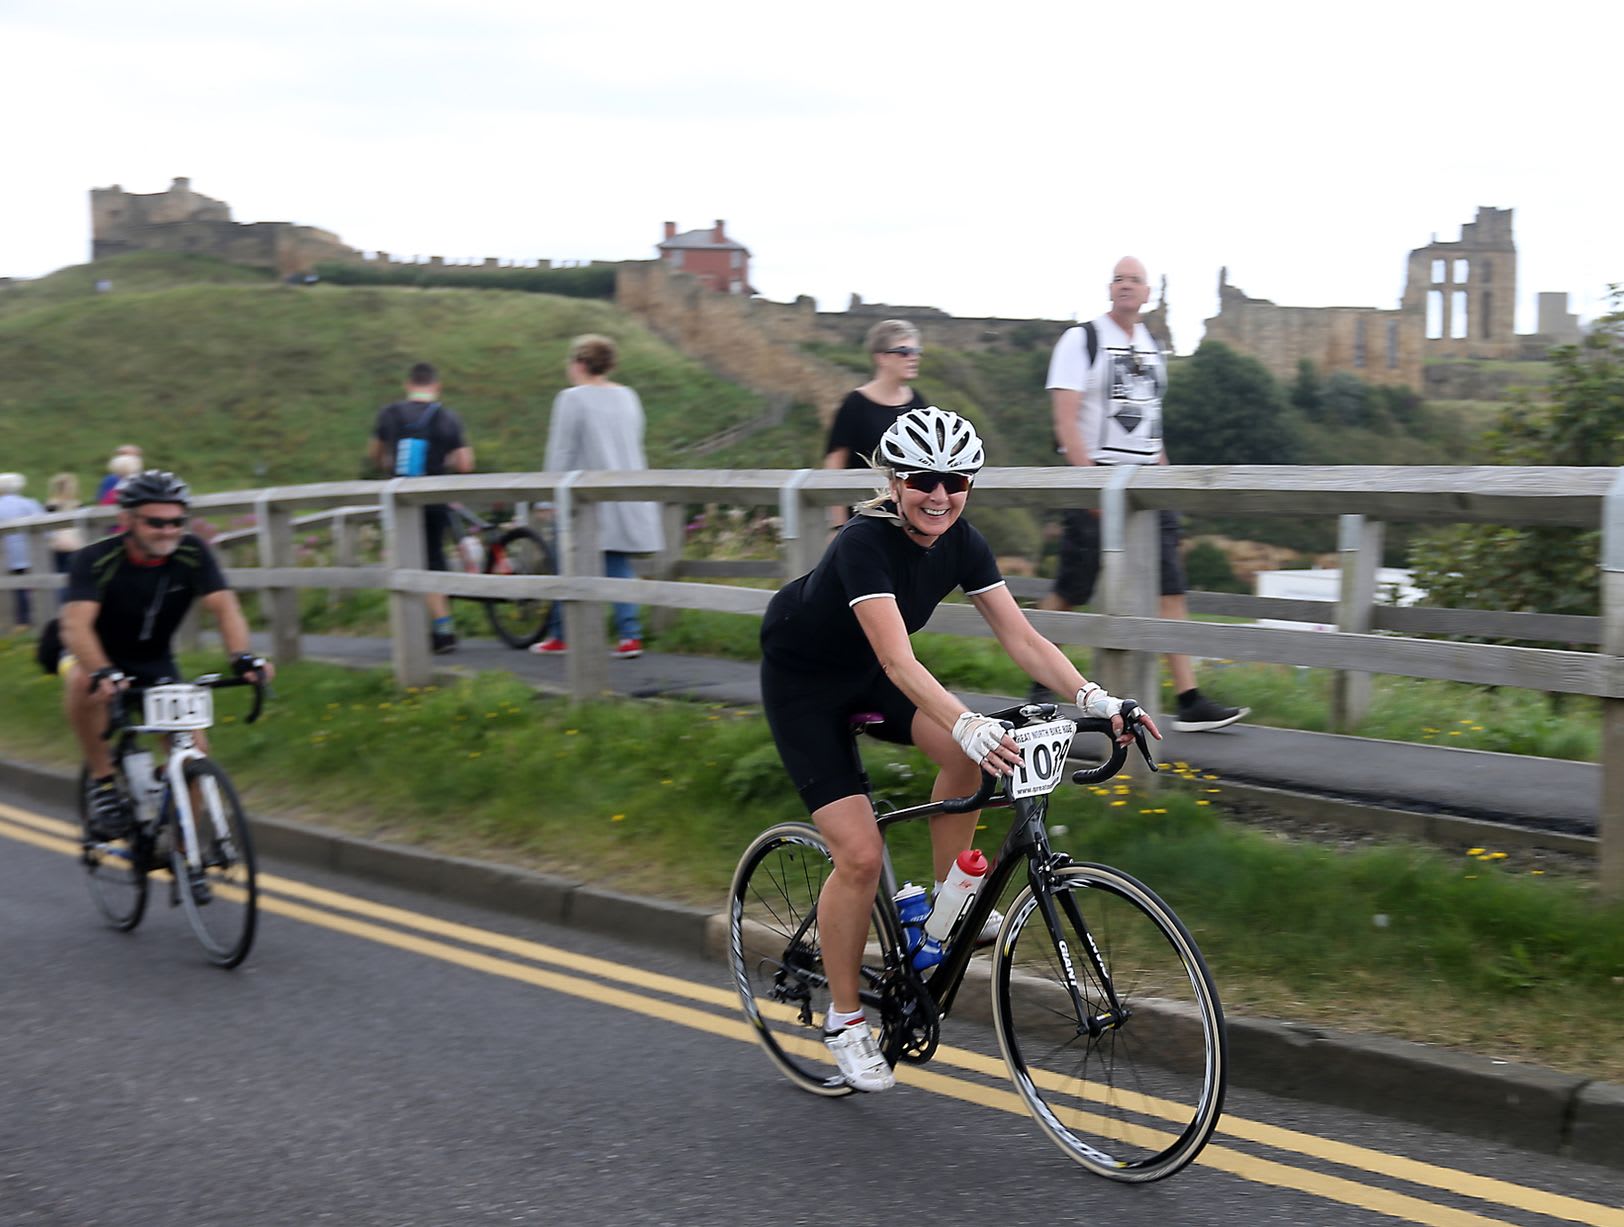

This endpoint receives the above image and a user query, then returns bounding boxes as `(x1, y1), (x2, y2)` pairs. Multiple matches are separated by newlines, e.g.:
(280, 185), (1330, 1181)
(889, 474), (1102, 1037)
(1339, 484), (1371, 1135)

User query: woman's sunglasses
(896, 471), (971, 495)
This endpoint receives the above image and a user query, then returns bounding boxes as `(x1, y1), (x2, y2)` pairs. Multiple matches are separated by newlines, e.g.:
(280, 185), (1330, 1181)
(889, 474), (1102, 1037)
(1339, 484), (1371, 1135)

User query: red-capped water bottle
(924, 849), (989, 947)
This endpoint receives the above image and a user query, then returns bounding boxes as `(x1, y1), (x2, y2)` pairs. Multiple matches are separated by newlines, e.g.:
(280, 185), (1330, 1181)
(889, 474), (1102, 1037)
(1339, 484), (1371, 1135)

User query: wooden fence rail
(4, 465), (1621, 892)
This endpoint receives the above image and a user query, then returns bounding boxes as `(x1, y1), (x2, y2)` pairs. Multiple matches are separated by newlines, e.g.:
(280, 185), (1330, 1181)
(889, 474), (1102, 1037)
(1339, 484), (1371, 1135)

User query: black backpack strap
(1081, 320), (1099, 366)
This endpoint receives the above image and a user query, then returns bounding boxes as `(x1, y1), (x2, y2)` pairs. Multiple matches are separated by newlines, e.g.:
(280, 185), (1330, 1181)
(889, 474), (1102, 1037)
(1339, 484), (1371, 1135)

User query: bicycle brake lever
(1118, 699), (1159, 774)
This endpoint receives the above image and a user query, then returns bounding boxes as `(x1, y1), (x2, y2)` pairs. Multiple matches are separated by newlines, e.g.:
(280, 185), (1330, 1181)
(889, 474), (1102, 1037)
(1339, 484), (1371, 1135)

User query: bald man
(1040, 256), (1247, 733)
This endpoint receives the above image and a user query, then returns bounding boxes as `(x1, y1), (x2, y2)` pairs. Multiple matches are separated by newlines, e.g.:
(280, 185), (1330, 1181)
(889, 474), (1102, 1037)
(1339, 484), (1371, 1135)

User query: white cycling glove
(1075, 684), (1123, 721)
(952, 712), (1007, 765)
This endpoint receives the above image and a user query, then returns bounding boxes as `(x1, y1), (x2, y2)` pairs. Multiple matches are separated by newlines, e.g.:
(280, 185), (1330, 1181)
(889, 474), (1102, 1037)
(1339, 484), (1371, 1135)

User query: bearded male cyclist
(59, 470), (273, 839)
(759, 407), (1160, 1092)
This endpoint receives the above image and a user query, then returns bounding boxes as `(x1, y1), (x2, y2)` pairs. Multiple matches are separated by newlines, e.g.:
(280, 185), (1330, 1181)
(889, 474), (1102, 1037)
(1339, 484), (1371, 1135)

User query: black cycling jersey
(761, 509), (1003, 677)
(759, 508), (1004, 813)
(64, 533), (227, 667)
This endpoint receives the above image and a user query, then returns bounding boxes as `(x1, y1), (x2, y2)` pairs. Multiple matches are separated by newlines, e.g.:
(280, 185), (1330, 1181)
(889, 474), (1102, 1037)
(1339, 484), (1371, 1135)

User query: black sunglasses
(878, 346), (923, 357)
(137, 514), (188, 529)
(896, 471), (971, 495)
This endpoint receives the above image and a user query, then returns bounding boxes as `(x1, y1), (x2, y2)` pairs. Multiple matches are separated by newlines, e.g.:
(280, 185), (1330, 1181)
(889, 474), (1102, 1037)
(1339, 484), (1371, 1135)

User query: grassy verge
(1, 634), (1620, 1081)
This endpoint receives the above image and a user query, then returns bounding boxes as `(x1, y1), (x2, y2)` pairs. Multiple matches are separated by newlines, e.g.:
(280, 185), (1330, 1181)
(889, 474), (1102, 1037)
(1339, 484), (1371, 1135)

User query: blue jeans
(545, 551), (641, 642)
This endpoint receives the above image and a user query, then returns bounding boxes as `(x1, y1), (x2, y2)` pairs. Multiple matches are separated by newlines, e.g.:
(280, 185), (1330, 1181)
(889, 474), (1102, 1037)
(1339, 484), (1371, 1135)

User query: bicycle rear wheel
(170, 758), (258, 968)
(484, 526), (557, 649)
(992, 862), (1226, 1182)
(729, 822), (900, 1096)
(77, 764), (149, 931)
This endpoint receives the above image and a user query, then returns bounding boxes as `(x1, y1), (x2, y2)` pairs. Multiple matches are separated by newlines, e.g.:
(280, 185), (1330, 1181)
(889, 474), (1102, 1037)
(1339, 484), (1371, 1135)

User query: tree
(1290, 359), (1323, 418)
(1408, 289), (1624, 622)
(1162, 341), (1301, 465)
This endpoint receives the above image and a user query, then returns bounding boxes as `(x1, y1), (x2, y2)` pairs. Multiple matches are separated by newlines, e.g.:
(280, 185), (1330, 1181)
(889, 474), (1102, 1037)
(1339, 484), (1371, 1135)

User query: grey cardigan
(543, 384), (665, 554)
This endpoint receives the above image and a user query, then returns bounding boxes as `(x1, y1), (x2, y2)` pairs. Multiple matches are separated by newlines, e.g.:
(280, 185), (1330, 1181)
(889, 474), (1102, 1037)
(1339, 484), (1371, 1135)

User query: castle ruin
(1202, 208), (1568, 391)
(91, 178), (357, 276)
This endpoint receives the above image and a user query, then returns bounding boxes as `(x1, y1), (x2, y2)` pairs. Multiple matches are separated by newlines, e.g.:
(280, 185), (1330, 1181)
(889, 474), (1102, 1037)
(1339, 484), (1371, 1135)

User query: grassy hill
(1, 253), (1497, 566)
(0, 253), (792, 495)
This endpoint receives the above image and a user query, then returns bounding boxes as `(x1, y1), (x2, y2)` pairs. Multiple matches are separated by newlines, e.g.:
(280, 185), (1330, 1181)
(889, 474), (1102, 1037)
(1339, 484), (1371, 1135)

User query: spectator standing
(95, 446), (143, 505)
(823, 319), (928, 527)
(530, 334), (662, 659)
(44, 472), (86, 595)
(367, 362), (475, 654)
(1043, 256), (1248, 733)
(0, 473), (46, 630)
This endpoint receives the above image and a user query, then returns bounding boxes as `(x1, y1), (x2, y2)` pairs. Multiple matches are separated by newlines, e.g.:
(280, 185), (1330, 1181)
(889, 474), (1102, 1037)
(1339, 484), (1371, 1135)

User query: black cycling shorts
(761, 661), (919, 814)
(1052, 508), (1186, 607)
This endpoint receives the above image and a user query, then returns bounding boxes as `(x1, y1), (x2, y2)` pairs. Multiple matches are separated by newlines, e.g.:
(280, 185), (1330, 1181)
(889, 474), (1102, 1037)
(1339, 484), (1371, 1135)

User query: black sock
(1177, 688), (1200, 708)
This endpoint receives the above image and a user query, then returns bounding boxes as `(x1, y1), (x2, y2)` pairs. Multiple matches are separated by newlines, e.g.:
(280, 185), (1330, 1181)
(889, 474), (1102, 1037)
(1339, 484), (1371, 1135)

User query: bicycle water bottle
(893, 883), (941, 971)
(123, 750), (159, 823)
(460, 532), (485, 572)
(924, 849), (989, 947)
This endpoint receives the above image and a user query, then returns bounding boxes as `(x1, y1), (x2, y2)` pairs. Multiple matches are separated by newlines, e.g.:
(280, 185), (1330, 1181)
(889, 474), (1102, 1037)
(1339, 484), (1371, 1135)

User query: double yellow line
(1, 800), (1616, 1227)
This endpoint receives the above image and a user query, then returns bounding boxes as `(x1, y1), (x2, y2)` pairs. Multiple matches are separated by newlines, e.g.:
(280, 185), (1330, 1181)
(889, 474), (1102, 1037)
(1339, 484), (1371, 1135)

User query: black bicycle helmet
(117, 469), (191, 509)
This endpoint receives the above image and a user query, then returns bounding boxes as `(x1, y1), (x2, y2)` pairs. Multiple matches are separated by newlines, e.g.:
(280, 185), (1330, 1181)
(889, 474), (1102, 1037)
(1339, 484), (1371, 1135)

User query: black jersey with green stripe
(64, 533), (227, 666)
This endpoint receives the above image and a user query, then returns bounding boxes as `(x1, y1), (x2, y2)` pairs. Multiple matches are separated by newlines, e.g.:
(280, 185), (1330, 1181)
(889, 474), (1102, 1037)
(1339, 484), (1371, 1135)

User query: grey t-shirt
(544, 384), (664, 553)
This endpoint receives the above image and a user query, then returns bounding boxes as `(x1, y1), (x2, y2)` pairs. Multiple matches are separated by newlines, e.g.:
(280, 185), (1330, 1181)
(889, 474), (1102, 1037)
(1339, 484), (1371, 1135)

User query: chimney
(663, 221), (676, 241)
(713, 219), (726, 244)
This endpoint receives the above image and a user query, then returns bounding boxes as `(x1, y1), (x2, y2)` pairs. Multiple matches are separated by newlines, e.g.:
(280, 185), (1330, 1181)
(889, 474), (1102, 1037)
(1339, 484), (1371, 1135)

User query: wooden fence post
(778, 469), (821, 581)
(255, 492), (302, 665)
(1598, 470), (1624, 898)
(383, 481), (431, 687)
(1098, 467), (1160, 747)
(1330, 514), (1383, 732)
(561, 474), (608, 699)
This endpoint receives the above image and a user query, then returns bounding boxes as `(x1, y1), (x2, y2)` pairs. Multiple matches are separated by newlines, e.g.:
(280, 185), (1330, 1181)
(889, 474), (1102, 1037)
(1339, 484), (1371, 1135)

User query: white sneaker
(823, 1022), (896, 1092)
(975, 908), (1005, 947)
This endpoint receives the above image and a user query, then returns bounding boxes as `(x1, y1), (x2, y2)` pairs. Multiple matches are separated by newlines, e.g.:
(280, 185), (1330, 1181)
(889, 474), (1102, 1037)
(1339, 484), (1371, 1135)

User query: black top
(824, 388), (928, 469)
(65, 534), (228, 666)
(761, 509), (1003, 677)
(372, 400), (469, 476)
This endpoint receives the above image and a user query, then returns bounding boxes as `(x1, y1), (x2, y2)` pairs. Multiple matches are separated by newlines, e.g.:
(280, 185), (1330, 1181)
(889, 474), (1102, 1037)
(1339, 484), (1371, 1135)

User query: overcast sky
(4, 0), (1619, 352)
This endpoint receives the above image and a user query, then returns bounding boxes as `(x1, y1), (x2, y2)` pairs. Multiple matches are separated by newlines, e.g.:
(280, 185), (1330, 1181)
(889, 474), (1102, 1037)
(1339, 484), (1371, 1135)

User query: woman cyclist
(760, 406), (1159, 1092)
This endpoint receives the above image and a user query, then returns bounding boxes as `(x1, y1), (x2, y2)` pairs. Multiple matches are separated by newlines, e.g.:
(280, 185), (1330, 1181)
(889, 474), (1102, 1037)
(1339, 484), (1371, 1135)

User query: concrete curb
(7, 755), (1619, 1170)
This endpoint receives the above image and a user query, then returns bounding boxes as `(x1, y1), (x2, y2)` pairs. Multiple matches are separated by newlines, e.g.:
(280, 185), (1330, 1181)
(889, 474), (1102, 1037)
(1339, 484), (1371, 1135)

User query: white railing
(5, 465), (1621, 892)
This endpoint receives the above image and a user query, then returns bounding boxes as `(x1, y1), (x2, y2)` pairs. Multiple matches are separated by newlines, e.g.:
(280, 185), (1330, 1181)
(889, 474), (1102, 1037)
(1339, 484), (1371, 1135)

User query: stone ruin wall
(92, 178), (355, 277)
(615, 262), (1152, 426)
(1201, 208), (1557, 391)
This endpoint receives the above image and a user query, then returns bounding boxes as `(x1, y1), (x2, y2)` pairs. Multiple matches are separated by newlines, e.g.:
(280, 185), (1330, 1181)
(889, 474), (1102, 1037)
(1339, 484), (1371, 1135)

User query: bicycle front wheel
(484, 526), (557, 649)
(169, 759), (258, 968)
(993, 862), (1226, 1182)
(729, 822), (899, 1096)
(77, 765), (149, 931)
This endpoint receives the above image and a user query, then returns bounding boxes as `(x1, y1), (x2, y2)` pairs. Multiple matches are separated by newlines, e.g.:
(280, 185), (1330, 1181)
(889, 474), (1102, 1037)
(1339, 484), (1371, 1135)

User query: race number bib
(142, 684), (214, 731)
(1007, 718), (1077, 799)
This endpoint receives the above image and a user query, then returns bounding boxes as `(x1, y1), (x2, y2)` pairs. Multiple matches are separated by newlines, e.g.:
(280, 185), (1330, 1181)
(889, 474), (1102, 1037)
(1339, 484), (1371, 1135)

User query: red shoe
(529, 637), (567, 655)
(613, 638), (643, 659)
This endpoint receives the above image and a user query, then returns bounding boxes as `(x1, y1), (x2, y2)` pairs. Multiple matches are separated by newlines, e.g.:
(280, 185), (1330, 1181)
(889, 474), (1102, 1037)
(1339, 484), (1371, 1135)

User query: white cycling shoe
(824, 1022), (896, 1092)
(975, 908), (1005, 947)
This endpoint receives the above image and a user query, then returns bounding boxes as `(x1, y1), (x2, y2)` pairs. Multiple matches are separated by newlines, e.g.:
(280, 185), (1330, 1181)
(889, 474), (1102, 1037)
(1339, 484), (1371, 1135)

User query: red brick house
(656, 220), (753, 294)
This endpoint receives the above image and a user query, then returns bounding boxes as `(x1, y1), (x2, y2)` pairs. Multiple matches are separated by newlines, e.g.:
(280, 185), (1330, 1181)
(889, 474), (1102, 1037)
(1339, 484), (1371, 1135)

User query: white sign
(1254, 568), (1425, 632)
(1007, 718), (1077, 800)
(141, 684), (214, 731)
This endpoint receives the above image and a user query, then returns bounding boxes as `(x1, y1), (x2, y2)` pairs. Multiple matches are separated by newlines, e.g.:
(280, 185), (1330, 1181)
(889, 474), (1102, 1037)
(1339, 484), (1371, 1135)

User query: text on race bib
(1007, 718), (1077, 800)
(141, 684), (214, 731)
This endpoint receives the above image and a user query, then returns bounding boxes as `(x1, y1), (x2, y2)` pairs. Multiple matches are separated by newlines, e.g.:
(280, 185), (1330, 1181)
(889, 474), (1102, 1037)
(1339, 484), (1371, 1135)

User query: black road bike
(446, 503), (558, 649)
(78, 674), (267, 968)
(728, 701), (1227, 1182)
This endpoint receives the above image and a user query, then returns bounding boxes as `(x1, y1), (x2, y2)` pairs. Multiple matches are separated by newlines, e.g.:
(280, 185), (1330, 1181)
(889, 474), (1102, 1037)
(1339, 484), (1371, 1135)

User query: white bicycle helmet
(877, 406), (985, 474)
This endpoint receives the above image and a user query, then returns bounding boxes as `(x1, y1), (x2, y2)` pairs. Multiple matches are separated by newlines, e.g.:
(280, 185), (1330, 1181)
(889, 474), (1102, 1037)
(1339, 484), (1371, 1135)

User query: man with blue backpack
(368, 362), (474, 654)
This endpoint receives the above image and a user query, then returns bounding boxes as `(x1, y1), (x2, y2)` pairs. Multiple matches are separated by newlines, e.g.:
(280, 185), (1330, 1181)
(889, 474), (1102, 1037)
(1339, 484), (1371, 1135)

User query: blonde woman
(823, 319), (927, 527)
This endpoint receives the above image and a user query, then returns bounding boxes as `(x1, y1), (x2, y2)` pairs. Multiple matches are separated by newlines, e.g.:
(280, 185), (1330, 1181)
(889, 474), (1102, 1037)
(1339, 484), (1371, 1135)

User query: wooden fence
(5, 464), (1621, 892)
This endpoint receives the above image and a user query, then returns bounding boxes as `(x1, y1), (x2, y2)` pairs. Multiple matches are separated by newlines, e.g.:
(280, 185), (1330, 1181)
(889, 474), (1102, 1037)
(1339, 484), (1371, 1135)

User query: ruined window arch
(1426, 290), (1444, 339)
(1451, 291), (1468, 339)
(1453, 259), (1469, 283)
(1386, 321), (1399, 369)
(1431, 259), (1446, 284)
(1481, 291), (1493, 340)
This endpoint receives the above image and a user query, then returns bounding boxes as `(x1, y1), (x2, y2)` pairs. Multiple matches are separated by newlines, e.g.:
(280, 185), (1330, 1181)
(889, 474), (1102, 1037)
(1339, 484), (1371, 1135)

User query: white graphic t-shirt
(1045, 315), (1166, 464)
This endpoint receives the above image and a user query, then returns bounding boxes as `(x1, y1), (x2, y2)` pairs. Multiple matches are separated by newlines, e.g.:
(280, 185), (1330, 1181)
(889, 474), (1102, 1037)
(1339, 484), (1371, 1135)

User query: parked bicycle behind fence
(445, 502), (558, 650)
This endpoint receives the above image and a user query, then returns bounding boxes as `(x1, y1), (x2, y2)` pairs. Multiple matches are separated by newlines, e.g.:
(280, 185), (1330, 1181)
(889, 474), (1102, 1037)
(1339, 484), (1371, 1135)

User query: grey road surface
(2, 788), (1620, 1227)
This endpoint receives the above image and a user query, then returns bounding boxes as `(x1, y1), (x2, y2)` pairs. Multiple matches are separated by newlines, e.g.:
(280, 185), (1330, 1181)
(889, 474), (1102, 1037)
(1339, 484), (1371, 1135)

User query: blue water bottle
(894, 883), (943, 971)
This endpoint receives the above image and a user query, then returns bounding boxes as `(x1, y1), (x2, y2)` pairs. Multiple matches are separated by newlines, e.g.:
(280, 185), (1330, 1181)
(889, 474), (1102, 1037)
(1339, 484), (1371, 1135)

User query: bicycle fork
(1033, 862), (1132, 1040)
